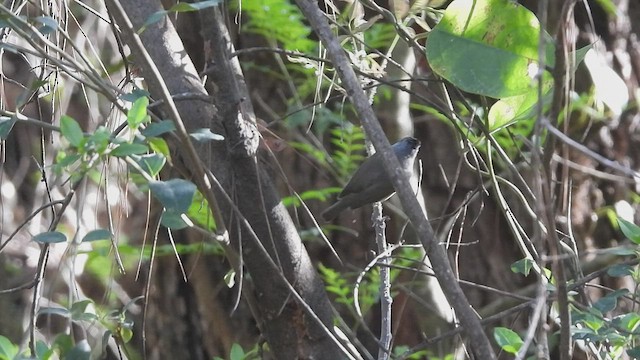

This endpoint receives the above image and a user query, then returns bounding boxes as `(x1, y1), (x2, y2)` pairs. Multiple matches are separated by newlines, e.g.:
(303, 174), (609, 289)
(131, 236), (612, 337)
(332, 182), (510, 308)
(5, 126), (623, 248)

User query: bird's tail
(321, 200), (348, 221)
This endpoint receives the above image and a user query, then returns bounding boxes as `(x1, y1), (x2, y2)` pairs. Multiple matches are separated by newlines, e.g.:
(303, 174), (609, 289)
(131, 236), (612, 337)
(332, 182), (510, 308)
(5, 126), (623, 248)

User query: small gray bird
(322, 137), (421, 221)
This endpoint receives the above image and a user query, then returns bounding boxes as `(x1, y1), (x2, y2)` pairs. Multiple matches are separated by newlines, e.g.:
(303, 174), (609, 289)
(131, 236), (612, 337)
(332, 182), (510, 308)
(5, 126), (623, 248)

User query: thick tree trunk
(106, 1), (344, 358)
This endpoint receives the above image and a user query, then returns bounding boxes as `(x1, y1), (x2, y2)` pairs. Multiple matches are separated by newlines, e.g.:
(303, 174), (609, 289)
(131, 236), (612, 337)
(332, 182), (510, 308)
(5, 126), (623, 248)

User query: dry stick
(372, 203), (392, 360)
(294, 0), (497, 358)
(542, 1), (579, 359)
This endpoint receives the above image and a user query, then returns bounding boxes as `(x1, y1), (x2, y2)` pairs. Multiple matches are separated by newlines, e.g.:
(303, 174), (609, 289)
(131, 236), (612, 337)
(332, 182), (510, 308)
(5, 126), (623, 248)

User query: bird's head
(393, 137), (421, 160)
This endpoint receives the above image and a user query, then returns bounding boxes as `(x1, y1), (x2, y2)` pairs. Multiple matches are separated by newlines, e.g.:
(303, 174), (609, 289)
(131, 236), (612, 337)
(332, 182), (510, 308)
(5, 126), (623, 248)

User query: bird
(322, 136), (421, 221)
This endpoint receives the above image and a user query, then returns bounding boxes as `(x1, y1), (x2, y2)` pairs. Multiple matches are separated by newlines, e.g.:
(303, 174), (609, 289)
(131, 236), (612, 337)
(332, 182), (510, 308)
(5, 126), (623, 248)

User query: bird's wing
(339, 153), (384, 197)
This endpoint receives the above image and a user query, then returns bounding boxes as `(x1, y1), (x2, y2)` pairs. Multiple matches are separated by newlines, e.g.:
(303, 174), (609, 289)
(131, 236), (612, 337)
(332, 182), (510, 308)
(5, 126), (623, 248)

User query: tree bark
(106, 1), (345, 358)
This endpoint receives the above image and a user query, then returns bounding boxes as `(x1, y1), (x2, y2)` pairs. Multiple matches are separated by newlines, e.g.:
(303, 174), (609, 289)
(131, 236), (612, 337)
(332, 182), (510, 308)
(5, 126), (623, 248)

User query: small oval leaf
(111, 143), (149, 157)
(127, 97), (150, 129)
(61, 115), (84, 147)
(33, 231), (67, 244)
(493, 327), (523, 354)
(82, 229), (112, 242)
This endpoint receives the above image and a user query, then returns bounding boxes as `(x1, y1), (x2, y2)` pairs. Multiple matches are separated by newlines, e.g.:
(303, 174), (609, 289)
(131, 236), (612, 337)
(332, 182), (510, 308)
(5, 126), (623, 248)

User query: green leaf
(230, 343), (245, 360)
(237, 0), (316, 53)
(493, 327), (523, 354)
(510, 258), (534, 276)
(169, 0), (223, 11)
(148, 137), (171, 158)
(628, 347), (640, 359)
(70, 300), (93, 319)
(57, 153), (81, 168)
(0, 335), (19, 360)
(189, 128), (225, 142)
(160, 210), (192, 229)
(120, 328), (133, 343)
(614, 312), (640, 332)
(111, 143), (149, 157)
(35, 340), (53, 360)
(127, 97), (150, 129)
(617, 218), (640, 245)
(488, 81), (553, 130)
(141, 120), (176, 137)
(607, 264), (634, 278)
(593, 289), (628, 313)
(33, 231), (67, 244)
(131, 154), (166, 177)
(82, 229), (112, 242)
(187, 191), (216, 231)
(149, 179), (196, 213)
(65, 344), (91, 360)
(426, 0), (551, 98)
(61, 115), (84, 147)
(0, 116), (16, 140)
(120, 89), (150, 102)
(86, 127), (112, 154)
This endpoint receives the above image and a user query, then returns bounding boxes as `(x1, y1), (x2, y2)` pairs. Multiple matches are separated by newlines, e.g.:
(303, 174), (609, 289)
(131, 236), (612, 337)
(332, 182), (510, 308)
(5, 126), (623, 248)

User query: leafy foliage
(233, 0), (315, 53)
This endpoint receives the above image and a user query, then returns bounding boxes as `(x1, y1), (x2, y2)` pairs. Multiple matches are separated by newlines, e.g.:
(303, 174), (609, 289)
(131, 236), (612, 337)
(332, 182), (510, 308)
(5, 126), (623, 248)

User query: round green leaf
(426, 0), (550, 98)
(230, 343), (245, 360)
(33, 231), (67, 244)
(149, 179), (196, 213)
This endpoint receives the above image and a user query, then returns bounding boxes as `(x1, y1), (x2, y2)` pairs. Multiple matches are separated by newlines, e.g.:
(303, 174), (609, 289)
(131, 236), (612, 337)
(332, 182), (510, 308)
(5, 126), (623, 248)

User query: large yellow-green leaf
(426, 0), (548, 98)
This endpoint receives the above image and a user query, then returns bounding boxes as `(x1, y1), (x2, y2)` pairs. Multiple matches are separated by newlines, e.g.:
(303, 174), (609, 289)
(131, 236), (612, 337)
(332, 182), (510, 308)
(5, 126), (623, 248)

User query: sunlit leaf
(127, 97), (150, 129)
(426, 0), (553, 98)
(148, 137), (171, 158)
(617, 218), (640, 245)
(61, 115), (84, 147)
(0, 335), (19, 360)
(493, 327), (523, 354)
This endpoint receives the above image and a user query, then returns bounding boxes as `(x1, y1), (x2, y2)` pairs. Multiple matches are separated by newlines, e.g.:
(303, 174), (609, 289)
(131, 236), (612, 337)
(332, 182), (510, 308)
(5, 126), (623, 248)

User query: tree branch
(294, 0), (497, 358)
